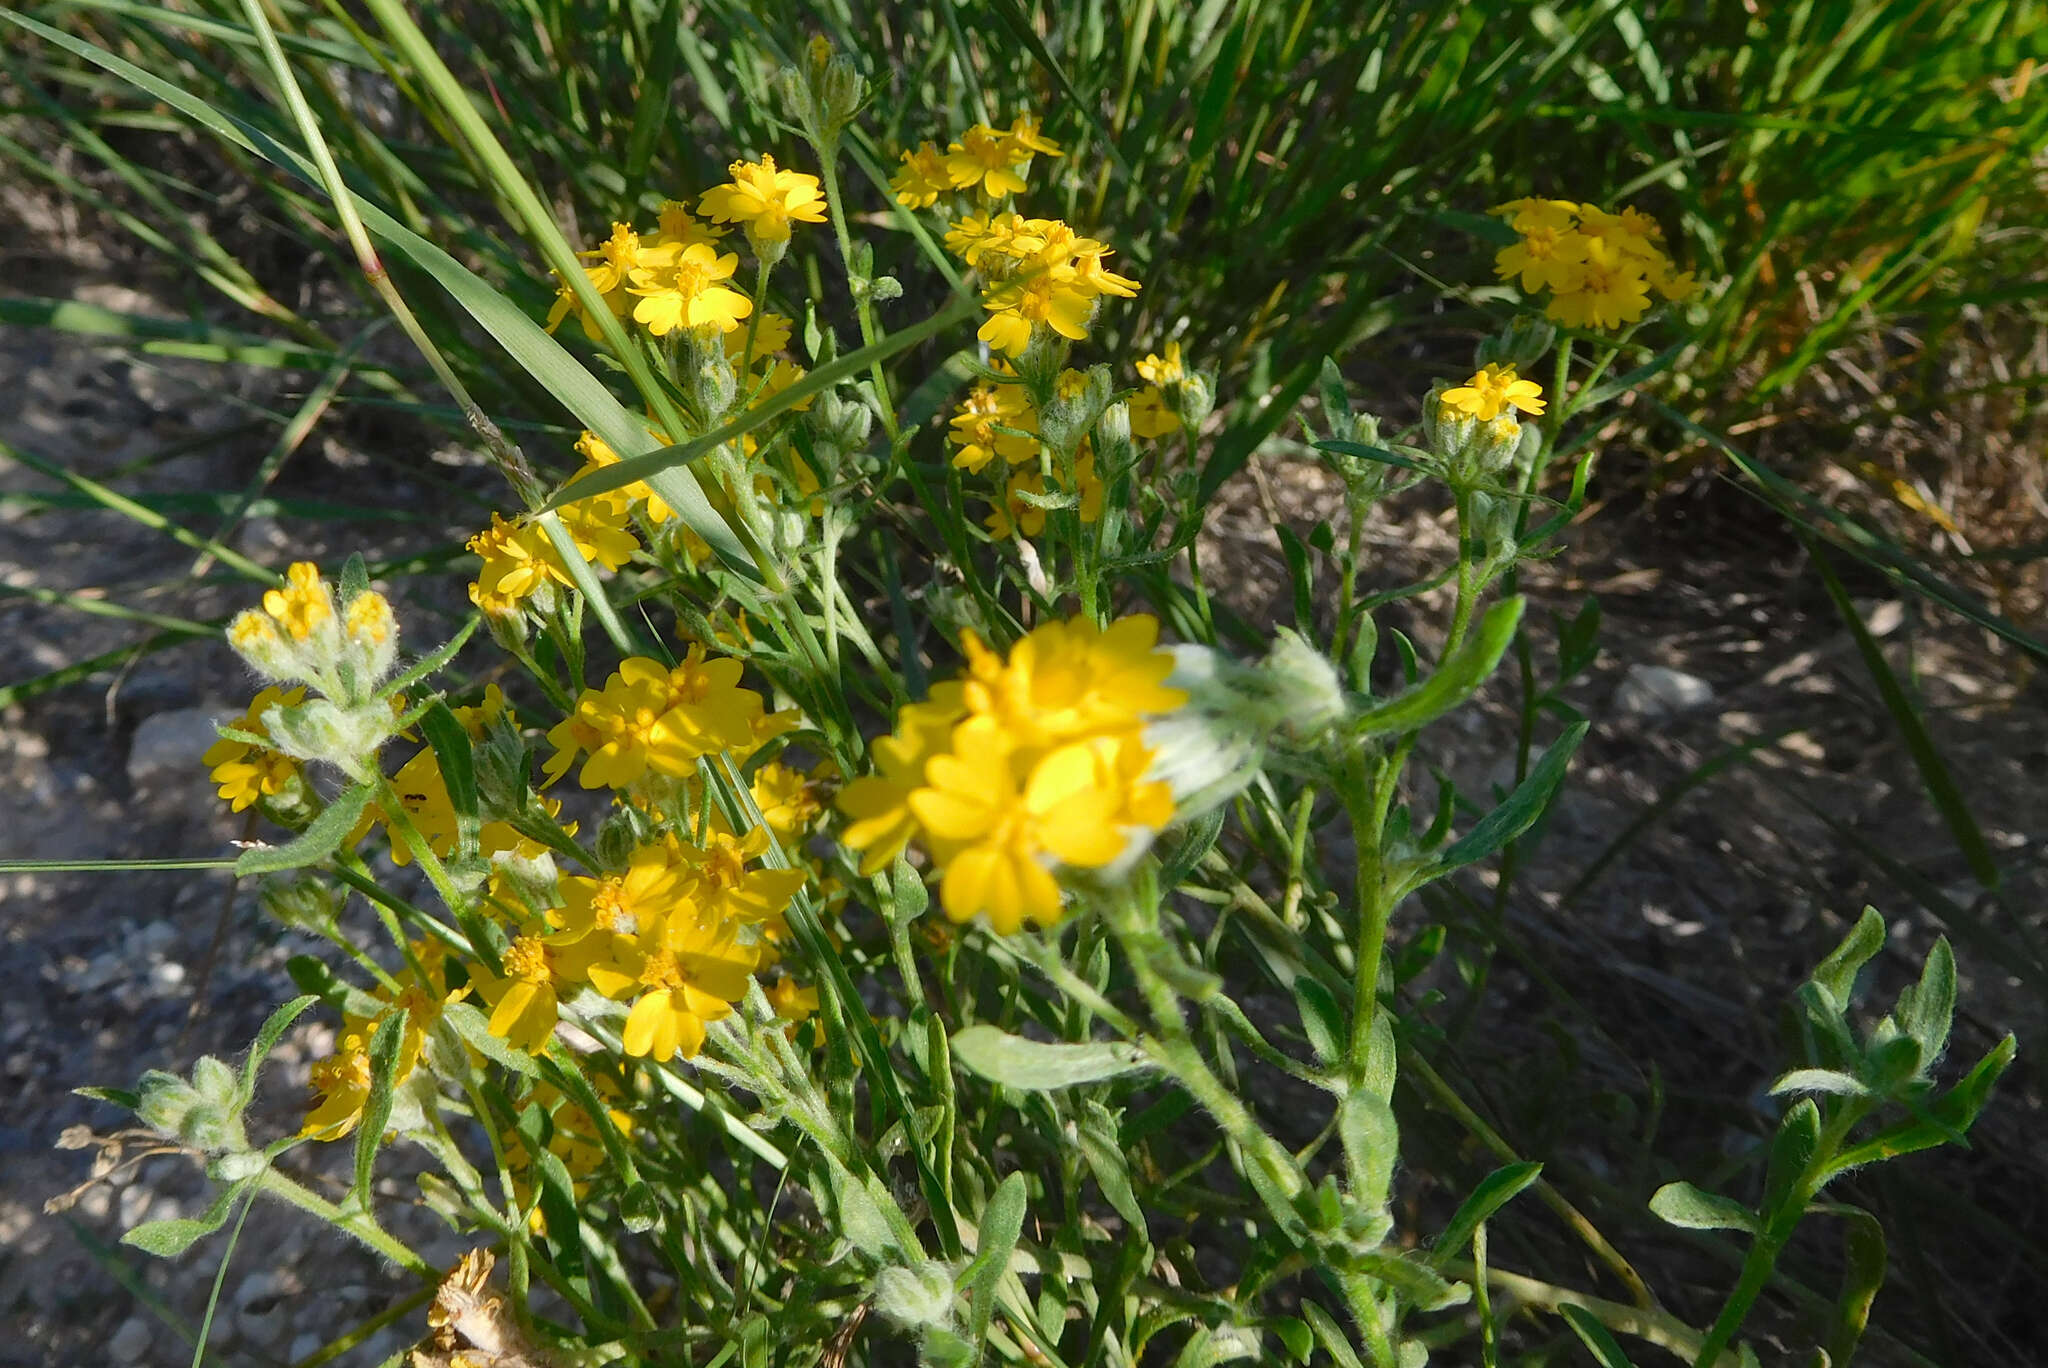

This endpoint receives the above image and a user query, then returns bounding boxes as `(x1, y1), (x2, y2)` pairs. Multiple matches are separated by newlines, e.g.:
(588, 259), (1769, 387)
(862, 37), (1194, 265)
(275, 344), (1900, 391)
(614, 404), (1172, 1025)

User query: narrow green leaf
(233, 995), (319, 1113)
(418, 701), (480, 859)
(1811, 907), (1886, 1010)
(1770, 1068), (1871, 1099)
(349, 1008), (409, 1207)
(1313, 439), (1425, 472)
(1897, 938), (1956, 1063)
(1434, 721), (1588, 872)
(234, 782), (374, 876)
(1763, 1099), (1823, 1217)
(950, 1026), (1151, 1091)
(382, 615), (481, 700)
(442, 1000), (541, 1079)
(1648, 1181), (1758, 1234)
(1558, 1303), (1638, 1368)
(1825, 1206), (1887, 1367)
(75, 1085), (141, 1111)
(965, 1172), (1028, 1353)
(1075, 1100), (1146, 1234)
(1433, 1162), (1544, 1262)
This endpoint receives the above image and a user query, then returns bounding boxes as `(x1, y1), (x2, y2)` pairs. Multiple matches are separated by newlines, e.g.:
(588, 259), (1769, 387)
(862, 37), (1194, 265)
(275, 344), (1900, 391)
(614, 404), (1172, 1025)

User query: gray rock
(234, 1270), (294, 1348)
(108, 1316), (153, 1365)
(126, 707), (231, 787)
(1615, 663), (1715, 719)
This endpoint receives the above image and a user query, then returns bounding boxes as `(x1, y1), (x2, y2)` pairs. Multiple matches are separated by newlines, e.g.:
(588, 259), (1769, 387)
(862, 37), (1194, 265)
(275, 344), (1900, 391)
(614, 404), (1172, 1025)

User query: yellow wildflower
(944, 124), (1030, 198)
(628, 242), (752, 337)
(1136, 341), (1185, 387)
(837, 683), (968, 875)
(959, 615), (1186, 749)
(978, 268), (1095, 357)
(586, 915), (760, 1062)
(891, 141), (952, 209)
(262, 561), (334, 643)
(698, 154), (828, 244)
(1440, 364), (1546, 422)
(1545, 237), (1651, 330)
(203, 686), (306, 812)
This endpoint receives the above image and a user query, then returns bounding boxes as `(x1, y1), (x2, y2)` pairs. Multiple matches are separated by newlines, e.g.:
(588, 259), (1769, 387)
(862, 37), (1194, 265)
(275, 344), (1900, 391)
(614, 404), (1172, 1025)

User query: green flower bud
(872, 1259), (958, 1332)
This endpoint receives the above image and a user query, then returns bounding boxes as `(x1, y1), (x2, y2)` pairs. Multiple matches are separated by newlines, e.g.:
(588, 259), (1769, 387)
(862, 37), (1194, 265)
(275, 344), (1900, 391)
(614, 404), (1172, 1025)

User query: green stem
(1691, 1102), (1867, 1368)
(811, 138), (899, 445)
(1436, 1259), (1731, 1367)
(256, 1168), (432, 1277)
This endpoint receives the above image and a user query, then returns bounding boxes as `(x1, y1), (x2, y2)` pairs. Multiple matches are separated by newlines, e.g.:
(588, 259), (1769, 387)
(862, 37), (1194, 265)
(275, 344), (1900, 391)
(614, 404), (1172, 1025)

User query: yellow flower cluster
(544, 157), (823, 342)
(838, 616), (1186, 934)
(945, 213), (1141, 357)
(1491, 198), (1695, 330)
(467, 493), (637, 619)
(890, 115), (1062, 207)
(228, 562), (397, 687)
(542, 645), (778, 791)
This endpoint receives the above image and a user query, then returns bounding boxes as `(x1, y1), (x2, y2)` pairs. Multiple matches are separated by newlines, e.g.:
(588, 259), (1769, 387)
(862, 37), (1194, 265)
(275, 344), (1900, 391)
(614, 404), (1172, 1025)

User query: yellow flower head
(1544, 238), (1652, 331)
(1440, 363), (1546, 422)
(698, 154), (828, 244)
(838, 683), (968, 876)
(652, 200), (724, 250)
(262, 562), (335, 643)
(891, 141), (952, 209)
(959, 615), (1187, 750)
(1136, 341), (1185, 387)
(203, 685), (306, 812)
(627, 241), (751, 337)
(944, 124), (1031, 198)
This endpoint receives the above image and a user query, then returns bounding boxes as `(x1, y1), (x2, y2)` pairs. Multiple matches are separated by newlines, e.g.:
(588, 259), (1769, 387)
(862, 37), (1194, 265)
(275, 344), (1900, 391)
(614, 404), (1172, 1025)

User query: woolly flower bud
(1144, 631), (1355, 816)
(809, 389), (873, 461)
(872, 1260), (958, 1333)
(136, 1058), (247, 1153)
(228, 609), (296, 681)
(1174, 370), (1216, 432)
(342, 590), (399, 685)
(261, 696), (399, 781)
(1420, 382), (1479, 468)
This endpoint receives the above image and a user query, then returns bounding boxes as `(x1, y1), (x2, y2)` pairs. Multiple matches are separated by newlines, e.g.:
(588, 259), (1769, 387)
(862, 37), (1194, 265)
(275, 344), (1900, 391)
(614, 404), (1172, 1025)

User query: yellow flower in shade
(985, 466), (1049, 541)
(1490, 197), (1580, 233)
(697, 154), (828, 244)
(765, 975), (819, 1024)
(574, 430), (674, 524)
(838, 683), (968, 875)
(724, 311), (793, 364)
(586, 915), (760, 1062)
(1440, 363), (1546, 422)
(579, 222), (673, 293)
(978, 269), (1095, 357)
(628, 242), (752, 337)
(944, 124), (1030, 198)
(652, 200), (724, 250)
(891, 141), (952, 209)
(909, 721), (1173, 934)
(303, 1034), (375, 1137)
(666, 827), (808, 927)
(302, 946), (455, 1137)
(262, 561), (334, 642)
(1001, 113), (1063, 159)
(943, 213), (1038, 269)
(959, 615), (1187, 750)
(1069, 245), (1140, 299)
(1128, 388), (1179, 439)
(946, 374), (1038, 473)
(1575, 205), (1664, 261)
(1544, 238), (1651, 330)
(467, 514), (560, 613)
(544, 268), (612, 341)
(750, 761), (825, 842)
(203, 686), (306, 812)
